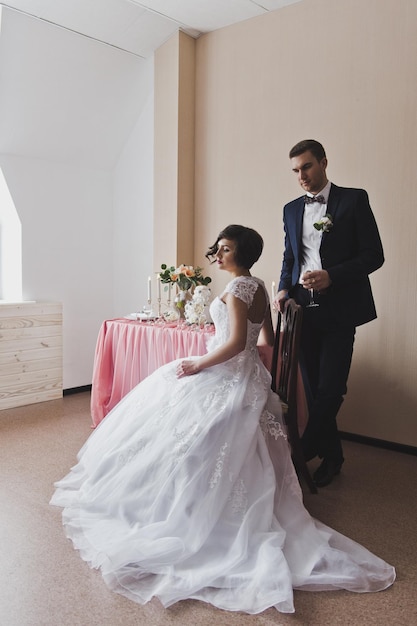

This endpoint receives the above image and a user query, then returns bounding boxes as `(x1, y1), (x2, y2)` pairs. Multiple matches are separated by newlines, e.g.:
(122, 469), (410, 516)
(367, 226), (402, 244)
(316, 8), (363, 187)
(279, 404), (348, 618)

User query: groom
(275, 139), (384, 487)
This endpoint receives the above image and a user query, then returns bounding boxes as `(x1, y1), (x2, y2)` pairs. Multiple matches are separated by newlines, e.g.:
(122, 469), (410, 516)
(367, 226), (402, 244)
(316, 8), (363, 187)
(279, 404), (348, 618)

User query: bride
(50, 224), (395, 614)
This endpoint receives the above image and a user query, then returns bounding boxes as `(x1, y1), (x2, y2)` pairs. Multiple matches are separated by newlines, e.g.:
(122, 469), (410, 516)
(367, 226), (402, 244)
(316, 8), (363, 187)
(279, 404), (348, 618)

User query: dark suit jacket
(278, 183), (384, 327)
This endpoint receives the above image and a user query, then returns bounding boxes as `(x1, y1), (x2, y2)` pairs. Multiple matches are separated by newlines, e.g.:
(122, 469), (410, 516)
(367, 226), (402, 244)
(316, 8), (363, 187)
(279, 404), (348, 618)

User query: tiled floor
(1, 392), (416, 626)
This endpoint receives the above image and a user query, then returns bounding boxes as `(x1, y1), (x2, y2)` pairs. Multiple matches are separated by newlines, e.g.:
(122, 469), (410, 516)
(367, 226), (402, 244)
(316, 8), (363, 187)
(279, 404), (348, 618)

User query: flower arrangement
(314, 214), (333, 232)
(184, 285), (212, 326)
(159, 264), (212, 291)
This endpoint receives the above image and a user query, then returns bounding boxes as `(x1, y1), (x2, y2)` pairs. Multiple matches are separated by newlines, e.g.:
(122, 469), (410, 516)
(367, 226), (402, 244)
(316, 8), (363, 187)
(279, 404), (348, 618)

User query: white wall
(0, 108), (154, 389)
(0, 155), (114, 387)
(0, 10), (155, 389)
(113, 70), (154, 317)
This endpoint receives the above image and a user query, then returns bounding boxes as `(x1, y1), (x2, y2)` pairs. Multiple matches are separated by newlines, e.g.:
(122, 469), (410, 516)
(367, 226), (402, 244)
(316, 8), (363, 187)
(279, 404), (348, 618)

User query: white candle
(147, 276), (152, 302)
(271, 281), (276, 303)
(157, 274), (161, 300)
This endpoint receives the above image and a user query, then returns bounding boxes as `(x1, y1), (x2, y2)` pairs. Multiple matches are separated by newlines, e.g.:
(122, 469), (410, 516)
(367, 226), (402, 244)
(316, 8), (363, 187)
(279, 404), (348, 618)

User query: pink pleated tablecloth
(90, 319), (218, 427)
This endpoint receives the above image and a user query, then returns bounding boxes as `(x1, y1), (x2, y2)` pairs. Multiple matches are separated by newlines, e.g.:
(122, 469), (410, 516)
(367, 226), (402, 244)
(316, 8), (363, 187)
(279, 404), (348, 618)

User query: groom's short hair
(289, 139), (326, 162)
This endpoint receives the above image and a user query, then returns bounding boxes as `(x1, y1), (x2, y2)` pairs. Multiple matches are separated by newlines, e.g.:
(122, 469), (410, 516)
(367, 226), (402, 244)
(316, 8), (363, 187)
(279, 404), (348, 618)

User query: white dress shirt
(299, 180), (331, 282)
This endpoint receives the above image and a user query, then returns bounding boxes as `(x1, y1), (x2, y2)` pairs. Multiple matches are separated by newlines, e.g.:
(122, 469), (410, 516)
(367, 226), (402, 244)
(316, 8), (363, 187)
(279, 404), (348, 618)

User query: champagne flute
(305, 269), (319, 308)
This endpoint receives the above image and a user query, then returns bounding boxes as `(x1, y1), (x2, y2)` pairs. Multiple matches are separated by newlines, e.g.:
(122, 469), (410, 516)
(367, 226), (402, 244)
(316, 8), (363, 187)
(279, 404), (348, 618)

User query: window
(0, 167), (22, 302)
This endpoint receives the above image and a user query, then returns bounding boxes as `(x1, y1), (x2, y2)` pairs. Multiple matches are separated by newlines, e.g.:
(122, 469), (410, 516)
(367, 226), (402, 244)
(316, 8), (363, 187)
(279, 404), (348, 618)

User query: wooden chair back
(271, 299), (317, 494)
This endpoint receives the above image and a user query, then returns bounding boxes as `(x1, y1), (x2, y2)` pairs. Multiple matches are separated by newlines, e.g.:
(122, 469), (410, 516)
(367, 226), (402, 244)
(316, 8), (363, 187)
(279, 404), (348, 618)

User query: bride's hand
(176, 359), (200, 378)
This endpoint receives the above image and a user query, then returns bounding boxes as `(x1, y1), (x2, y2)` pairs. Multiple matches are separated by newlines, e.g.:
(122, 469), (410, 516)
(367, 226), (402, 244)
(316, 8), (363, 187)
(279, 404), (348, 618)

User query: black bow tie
(304, 195), (325, 204)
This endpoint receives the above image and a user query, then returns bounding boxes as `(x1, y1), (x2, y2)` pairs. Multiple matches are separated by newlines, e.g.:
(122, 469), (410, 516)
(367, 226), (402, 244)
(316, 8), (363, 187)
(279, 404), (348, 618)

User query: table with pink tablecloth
(90, 318), (306, 431)
(90, 319), (217, 427)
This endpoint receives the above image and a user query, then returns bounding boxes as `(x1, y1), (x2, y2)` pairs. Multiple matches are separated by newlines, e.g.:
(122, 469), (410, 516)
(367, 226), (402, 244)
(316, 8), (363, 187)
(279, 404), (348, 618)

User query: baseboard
(340, 431), (417, 457)
(63, 385), (92, 396)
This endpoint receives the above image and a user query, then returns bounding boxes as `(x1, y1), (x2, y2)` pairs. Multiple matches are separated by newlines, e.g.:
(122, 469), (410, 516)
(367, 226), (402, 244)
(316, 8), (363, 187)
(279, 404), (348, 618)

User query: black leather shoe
(313, 458), (343, 487)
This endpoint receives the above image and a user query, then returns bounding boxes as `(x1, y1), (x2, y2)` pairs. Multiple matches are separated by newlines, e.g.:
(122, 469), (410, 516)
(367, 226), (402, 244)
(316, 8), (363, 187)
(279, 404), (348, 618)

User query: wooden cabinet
(0, 302), (62, 410)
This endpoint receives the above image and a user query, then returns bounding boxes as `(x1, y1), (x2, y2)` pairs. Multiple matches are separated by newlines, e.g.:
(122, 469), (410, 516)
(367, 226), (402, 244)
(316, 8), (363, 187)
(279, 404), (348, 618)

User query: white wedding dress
(50, 276), (395, 614)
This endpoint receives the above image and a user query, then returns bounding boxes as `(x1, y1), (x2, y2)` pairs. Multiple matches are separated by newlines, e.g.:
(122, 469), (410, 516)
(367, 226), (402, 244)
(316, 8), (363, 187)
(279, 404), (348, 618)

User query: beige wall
(154, 31), (196, 271)
(156, 0), (417, 446)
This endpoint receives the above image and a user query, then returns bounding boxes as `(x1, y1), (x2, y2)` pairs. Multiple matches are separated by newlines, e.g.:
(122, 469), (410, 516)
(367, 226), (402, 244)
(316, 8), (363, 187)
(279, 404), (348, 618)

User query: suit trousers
(291, 285), (356, 463)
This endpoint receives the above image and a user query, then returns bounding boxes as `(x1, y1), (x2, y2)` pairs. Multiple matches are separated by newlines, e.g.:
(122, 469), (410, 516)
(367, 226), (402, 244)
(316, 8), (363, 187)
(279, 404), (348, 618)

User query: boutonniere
(314, 214), (333, 232)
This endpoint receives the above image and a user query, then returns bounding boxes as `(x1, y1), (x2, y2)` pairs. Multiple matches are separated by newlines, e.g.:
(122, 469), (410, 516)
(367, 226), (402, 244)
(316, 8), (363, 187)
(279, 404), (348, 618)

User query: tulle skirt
(51, 356), (395, 614)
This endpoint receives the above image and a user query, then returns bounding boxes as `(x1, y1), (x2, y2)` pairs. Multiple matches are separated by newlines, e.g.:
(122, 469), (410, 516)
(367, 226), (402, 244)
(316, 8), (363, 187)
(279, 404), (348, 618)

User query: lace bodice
(207, 276), (267, 354)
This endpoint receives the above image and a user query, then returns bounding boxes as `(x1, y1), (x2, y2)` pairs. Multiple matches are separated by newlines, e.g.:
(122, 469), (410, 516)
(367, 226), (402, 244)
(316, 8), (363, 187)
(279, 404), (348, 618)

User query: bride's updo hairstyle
(206, 224), (264, 270)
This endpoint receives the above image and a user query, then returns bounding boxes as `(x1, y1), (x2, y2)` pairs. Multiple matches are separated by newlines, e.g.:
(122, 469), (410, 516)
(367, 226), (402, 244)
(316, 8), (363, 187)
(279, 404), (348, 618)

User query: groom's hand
(274, 290), (288, 313)
(301, 270), (331, 292)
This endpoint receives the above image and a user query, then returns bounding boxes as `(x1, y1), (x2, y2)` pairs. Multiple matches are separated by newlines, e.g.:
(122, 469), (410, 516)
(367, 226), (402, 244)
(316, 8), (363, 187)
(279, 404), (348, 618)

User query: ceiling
(0, 0), (303, 57)
(0, 0), (304, 169)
